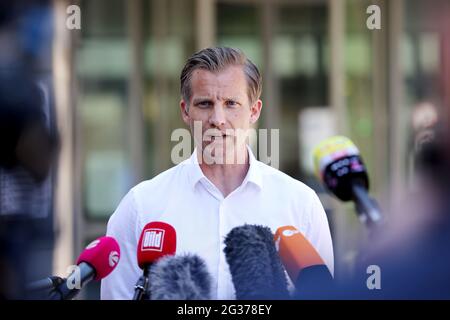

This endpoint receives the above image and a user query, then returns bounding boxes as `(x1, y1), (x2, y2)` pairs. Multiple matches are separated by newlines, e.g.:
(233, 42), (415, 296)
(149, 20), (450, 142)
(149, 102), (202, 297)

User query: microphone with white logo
(224, 224), (289, 299)
(313, 136), (383, 227)
(133, 221), (177, 300)
(274, 226), (333, 299)
(147, 253), (212, 300)
(47, 236), (120, 300)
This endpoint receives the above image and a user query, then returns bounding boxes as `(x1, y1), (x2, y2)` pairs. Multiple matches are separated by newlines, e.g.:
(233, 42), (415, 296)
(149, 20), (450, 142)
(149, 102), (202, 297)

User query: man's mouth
(209, 134), (226, 141)
(207, 131), (231, 140)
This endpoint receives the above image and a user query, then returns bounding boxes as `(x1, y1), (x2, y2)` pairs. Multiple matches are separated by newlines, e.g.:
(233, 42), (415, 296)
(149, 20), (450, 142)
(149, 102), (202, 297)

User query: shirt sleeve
(304, 190), (335, 276)
(101, 189), (142, 300)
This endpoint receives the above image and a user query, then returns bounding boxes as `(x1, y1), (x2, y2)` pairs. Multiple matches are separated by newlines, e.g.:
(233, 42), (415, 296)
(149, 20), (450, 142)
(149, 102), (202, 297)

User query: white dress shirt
(101, 147), (334, 300)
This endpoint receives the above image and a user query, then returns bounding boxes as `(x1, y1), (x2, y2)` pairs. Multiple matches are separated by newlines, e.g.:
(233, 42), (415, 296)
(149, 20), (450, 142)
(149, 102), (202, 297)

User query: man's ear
(180, 99), (190, 125)
(250, 99), (262, 124)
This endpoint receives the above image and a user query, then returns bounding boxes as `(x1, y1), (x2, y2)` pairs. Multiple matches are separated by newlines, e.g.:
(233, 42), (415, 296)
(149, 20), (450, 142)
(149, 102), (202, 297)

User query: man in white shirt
(101, 47), (334, 299)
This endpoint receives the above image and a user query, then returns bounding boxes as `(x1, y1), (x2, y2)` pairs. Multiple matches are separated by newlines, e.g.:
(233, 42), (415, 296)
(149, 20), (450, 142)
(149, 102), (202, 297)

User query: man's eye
(197, 101), (212, 108)
(226, 100), (238, 107)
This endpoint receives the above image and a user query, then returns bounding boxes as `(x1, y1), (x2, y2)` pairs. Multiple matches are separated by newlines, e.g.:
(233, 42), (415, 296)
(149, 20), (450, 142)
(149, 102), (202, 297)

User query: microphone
(48, 236), (120, 300)
(224, 224), (289, 300)
(147, 253), (212, 300)
(312, 135), (383, 227)
(26, 276), (64, 293)
(134, 221), (176, 300)
(274, 226), (333, 299)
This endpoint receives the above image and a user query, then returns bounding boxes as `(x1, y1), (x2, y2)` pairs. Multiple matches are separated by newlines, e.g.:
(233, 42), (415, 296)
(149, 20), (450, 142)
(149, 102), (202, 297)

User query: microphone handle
(48, 262), (95, 300)
(133, 265), (151, 300)
(294, 265), (334, 299)
(351, 182), (382, 226)
(26, 276), (64, 292)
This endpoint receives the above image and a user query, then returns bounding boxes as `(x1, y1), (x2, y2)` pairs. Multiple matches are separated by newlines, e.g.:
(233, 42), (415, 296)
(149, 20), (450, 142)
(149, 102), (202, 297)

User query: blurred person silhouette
(335, 113), (450, 299)
(0, 0), (57, 300)
(0, 76), (59, 299)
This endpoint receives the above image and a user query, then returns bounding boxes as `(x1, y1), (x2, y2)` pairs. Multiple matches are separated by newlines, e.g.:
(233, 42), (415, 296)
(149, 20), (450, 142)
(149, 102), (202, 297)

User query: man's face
(180, 65), (262, 163)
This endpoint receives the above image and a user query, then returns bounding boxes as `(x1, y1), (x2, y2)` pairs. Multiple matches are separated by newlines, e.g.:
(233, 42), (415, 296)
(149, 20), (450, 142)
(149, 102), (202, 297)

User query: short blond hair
(180, 47), (262, 105)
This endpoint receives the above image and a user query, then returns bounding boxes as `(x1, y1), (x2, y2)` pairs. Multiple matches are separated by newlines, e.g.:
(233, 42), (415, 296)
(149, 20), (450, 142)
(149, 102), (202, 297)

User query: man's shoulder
(256, 160), (315, 196)
(131, 160), (189, 196)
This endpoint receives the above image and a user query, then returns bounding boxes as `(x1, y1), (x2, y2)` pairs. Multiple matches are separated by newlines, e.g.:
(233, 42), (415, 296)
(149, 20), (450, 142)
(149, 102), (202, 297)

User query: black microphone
(26, 276), (65, 293)
(313, 136), (383, 227)
(48, 263), (95, 300)
(147, 254), (212, 300)
(224, 224), (289, 300)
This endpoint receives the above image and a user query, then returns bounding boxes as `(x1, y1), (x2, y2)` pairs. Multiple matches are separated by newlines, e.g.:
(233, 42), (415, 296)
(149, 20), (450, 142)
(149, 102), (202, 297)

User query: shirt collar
(187, 145), (263, 191)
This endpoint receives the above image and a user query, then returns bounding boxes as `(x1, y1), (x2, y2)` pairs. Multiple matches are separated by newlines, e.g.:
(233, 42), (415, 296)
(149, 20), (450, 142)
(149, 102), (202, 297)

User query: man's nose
(209, 104), (226, 127)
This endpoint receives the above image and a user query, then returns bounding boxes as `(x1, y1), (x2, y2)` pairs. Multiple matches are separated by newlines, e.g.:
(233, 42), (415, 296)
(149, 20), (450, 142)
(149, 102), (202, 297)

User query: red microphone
(134, 221), (177, 300)
(77, 236), (121, 280)
(48, 236), (121, 300)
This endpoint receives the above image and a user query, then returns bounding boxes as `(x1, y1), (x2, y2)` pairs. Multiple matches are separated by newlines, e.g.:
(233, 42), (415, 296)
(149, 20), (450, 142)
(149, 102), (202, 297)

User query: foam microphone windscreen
(76, 236), (121, 280)
(224, 224), (289, 299)
(137, 221), (177, 269)
(148, 254), (212, 300)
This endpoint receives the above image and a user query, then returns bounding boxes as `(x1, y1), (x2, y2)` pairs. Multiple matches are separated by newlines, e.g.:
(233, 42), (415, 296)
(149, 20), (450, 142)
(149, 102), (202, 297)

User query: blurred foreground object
(0, 76), (58, 299)
(339, 124), (450, 299)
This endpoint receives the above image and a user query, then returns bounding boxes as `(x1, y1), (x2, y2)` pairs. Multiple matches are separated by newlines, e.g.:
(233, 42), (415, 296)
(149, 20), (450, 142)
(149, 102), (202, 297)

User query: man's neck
(197, 147), (250, 198)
